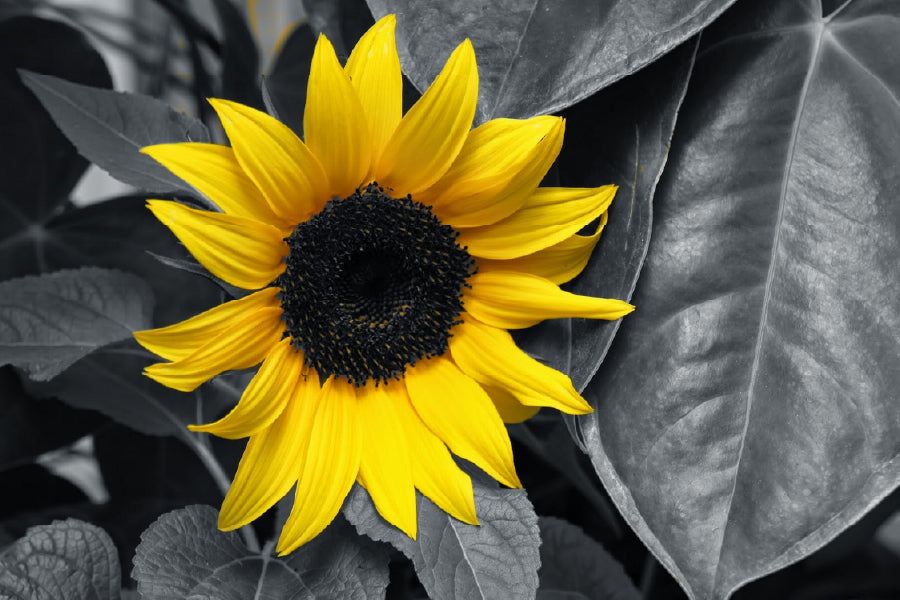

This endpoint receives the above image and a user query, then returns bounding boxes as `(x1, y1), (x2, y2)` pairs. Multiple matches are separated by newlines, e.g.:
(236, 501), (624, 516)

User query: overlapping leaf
(367, 0), (735, 122)
(578, 0), (900, 598)
(133, 505), (389, 600)
(344, 482), (541, 600)
(20, 72), (209, 194)
(0, 519), (120, 600)
(0, 268), (153, 381)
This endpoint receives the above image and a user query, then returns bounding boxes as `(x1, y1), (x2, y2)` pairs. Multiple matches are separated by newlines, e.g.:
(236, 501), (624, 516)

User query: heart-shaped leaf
(19, 72), (209, 194)
(344, 482), (541, 600)
(0, 519), (120, 600)
(368, 0), (735, 123)
(133, 505), (389, 600)
(0, 268), (153, 381)
(578, 1), (900, 598)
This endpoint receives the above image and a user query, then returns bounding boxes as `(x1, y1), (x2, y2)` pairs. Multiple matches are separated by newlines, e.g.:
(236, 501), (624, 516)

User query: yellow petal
(404, 357), (521, 489)
(217, 367), (321, 530)
(483, 385), (540, 424)
(423, 116), (565, 228)
(277, 376), (361, 555)
(141, 143), (282, 227)
(345, 15), (402, 167)
(356, 380), (417, 539)
(209, 98), (329, 224)
(146, 200), (287, 290)
(304, 35), (372, 198)
(458, 185), (616, 260)
(450, 315), (591, 414)
(395, 382), (478, 525)
(477, 211), (608, 284)
(188, 338), (304, 439)
(375, 39), (478, 196)
(463, 270), (634, 330)
(143, 307), (284, 392)
(134, 287), (280, 362)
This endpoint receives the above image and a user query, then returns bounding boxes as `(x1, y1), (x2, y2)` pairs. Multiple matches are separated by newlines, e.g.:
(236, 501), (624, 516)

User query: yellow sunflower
(134, 14), (633, 555)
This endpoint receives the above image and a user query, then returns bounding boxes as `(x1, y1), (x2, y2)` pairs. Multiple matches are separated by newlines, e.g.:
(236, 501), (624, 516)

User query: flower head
(135, 14), (634, 555)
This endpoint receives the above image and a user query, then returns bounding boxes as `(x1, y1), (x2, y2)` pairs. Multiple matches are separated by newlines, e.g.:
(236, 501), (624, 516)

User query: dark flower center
(277, 183), (475, 385)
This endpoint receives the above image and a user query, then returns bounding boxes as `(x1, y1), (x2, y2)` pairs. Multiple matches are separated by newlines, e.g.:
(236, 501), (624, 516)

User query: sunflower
(134, 14), (633, 555)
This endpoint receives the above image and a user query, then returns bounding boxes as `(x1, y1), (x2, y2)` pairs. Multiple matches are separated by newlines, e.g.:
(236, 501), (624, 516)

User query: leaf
(0, 16), (111, 220)
(24, 341), (237, 438)
(344, 481), (541, 600)
(511, 37), (700, 394)
(0, 195), (225, 327)
(0, 366), (106, 471)
(0, 268), (153, 381)
(537, 517), (640, 600)
(133, 505), (389, 600)
(368, 0), (735, 123)
(0, 519), (120, 600)
(578, 1), (900, 598)
(19, 72), (209, 194)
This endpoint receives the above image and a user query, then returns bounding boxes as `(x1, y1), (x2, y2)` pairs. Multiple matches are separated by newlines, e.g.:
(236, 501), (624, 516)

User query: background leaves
(0, 268), (153, 381)
(577, 0), (900, 598)
(0, 519), (120, 600)
(367, 0), (736, 123)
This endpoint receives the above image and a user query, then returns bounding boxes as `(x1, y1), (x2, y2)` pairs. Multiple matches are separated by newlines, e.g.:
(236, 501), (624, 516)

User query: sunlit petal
(146, 200), (286, 290)
(405, 357), (520, 488)
(459, 185), (616, 260)
(451, 315), (591, 414)
(305, 35), (372, 198)
(423, 116), (565, 228)
(134, 287), (280, 362)
(277, 376), (361, 555)
(356, 380), (417, 539)
(188, 338), (304, 439)
(143, 307), (284, 392)
(141, 142), (282, 227)
(345, 14), (402, 167)
(476, 212), (608, 284)
(463, 270), (634, 329)
(217, 367), (321, 530)
(375, 40), (478, 196)
(210, 98), (329, 223)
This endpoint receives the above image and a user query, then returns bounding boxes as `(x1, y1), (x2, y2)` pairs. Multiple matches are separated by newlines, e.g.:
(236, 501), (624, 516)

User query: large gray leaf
(367, 0), (736, 123)
(133, 505), (388, 600)
(577, 0), (900, 598)
(0, 519), (120, 600)
(0, 268), (153, 381)
(344, 482), (541, 600)
(19, 72), (209, 194)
